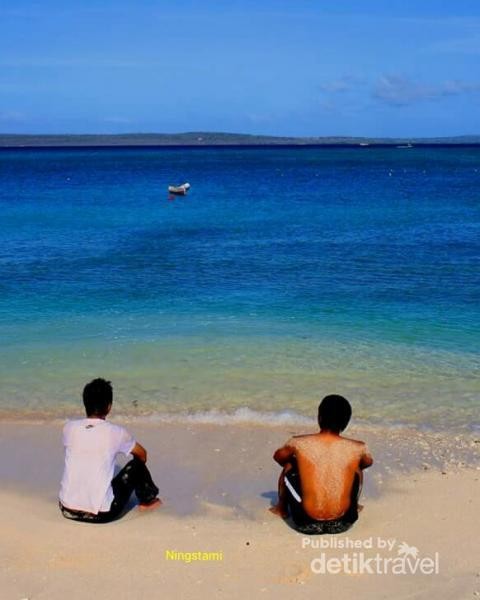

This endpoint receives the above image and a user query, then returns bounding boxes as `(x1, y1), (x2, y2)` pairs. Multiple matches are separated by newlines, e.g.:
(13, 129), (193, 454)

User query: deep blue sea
(0, 146), (479, 429)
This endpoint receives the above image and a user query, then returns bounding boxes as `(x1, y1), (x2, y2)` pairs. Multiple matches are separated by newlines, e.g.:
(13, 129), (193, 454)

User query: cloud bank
(373, 75), (480, 106)
(320, 74), (480, 109)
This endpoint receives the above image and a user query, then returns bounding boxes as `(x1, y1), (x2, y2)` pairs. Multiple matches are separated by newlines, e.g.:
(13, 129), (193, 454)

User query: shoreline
(3, 143), (480, 149)
(1, 406), (479, 433)
(2, 132), (480, 149)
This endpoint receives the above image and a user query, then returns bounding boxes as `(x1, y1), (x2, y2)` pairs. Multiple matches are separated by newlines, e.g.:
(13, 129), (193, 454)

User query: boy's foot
(269, 505), (288, 519)
(138, 498), (162, 512)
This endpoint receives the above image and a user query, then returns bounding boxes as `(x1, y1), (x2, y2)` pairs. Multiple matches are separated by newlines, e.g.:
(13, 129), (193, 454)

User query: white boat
(168, 182), (191, 195)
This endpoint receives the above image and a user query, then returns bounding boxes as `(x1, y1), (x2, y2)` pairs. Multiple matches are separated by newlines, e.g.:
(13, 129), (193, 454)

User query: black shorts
(284, 468), (358, 535)
(59, 457), (159, 524)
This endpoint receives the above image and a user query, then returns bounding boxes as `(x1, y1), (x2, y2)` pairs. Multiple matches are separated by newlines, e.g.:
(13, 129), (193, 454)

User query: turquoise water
(0, 147), (479, 428)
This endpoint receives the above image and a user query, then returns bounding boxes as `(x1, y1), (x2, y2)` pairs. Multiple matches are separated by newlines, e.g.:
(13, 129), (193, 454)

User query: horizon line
(1, 131), (479, 139)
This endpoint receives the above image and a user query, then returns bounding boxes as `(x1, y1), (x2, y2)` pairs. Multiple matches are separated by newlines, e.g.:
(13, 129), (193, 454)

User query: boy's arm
(273, 443), (295, 466)
(360, 445), (373, 469)
(131, 442), (147, 463)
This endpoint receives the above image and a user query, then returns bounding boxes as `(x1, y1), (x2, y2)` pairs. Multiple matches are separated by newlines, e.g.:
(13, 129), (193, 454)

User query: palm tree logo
(397, 542), (419, 559)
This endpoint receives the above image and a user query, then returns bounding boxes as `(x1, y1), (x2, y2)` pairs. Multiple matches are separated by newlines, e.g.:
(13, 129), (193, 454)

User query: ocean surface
(0, 146), (479, 430)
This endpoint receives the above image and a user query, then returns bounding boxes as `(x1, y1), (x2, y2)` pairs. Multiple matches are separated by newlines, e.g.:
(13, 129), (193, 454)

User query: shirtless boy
(59, 378), (161, 523)
(271, 394), (373, 534)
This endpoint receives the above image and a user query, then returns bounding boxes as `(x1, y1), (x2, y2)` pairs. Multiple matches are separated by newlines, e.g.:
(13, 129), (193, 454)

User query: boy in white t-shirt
(59, 378), (161, 523)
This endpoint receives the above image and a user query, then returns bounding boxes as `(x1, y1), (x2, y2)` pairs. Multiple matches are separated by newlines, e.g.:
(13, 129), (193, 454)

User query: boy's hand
(131, 442), (147, 463)
(360, 448), (373, 469)
(273, 444), (294, 466)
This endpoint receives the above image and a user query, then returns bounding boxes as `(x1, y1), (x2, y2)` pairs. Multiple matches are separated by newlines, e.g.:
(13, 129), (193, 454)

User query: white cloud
(441, 79), (480, 94)
(319, 75), (365, 94)
(320, 79), (351, 94)
(426, 36), (480, 55)
(372, 75), (480, 106)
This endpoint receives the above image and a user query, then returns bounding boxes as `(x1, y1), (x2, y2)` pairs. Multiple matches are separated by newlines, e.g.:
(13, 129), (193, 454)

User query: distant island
(1, 132), (480, 147)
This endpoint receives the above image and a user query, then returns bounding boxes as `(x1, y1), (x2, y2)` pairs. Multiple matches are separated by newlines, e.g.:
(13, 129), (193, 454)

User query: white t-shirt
(59, 418), (136, 514)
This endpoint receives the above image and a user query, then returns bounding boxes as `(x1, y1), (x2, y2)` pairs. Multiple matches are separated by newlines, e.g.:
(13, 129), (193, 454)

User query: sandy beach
(2, 1), (480, 599)
(1, 419), (478, 599)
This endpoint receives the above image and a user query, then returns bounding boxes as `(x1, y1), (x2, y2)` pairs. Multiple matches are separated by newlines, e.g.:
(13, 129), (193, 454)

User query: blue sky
(1, 0), (479, 136)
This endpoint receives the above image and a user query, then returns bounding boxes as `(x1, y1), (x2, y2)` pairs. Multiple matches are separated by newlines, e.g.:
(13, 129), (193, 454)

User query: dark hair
(83, 378), (113, 417)
(318, 394), (352, 432)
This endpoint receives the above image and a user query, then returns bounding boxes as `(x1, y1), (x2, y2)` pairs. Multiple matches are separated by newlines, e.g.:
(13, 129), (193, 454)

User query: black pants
(285, 467), (359, 535)
(60, 457), (159, 523)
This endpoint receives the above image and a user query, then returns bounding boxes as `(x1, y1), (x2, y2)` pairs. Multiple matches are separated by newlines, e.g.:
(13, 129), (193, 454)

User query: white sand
(0, 421), (479, 599)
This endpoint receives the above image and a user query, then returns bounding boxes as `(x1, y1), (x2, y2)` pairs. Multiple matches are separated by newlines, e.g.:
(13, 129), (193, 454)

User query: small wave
(116, 407), (316, 427)
(2, 406), (478, 434)
(110, 410), (480, 434)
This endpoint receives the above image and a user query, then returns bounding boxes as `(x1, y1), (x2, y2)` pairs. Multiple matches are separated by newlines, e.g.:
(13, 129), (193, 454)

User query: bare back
(288, 433), (369, 520)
